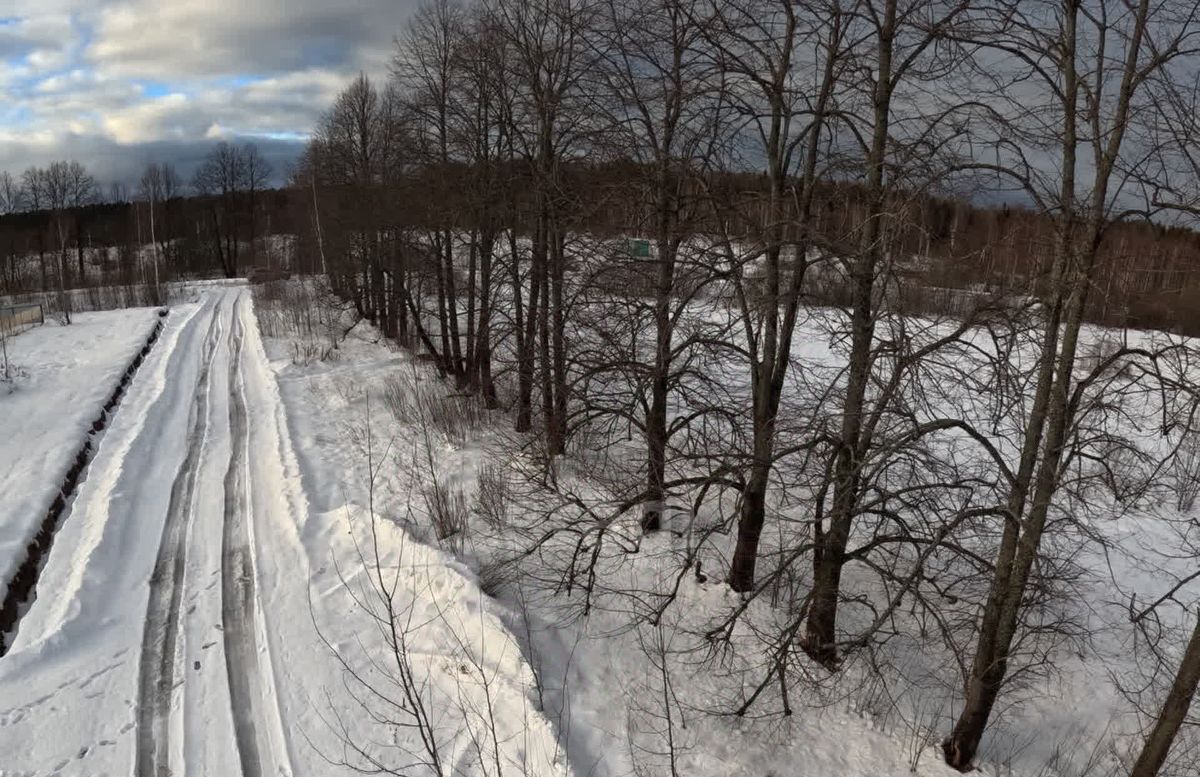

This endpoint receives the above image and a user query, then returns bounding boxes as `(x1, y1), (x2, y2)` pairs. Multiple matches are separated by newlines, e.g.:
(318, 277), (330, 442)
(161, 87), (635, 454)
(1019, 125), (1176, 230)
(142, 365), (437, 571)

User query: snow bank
(245, 288), (570, 777)
(0, 308), (161, 605)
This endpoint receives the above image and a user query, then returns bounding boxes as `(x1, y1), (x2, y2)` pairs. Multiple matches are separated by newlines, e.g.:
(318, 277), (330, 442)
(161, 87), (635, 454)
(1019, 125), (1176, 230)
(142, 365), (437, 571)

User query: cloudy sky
(0, 0), (417, 188)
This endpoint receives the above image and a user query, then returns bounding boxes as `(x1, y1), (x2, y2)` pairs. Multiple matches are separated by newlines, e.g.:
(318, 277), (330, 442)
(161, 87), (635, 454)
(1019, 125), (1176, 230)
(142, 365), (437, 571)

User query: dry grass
(252, 277), (343, 364)
(423, 479), (469, 546)
(383, 371), (486, 447)
(474, 462), (512, 529)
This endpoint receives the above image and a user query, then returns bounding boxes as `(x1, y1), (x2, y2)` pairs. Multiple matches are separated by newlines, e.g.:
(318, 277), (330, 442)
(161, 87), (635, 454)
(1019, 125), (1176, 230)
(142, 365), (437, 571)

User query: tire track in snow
(134, 301), (225, 777)
(221, 295), (267, 777)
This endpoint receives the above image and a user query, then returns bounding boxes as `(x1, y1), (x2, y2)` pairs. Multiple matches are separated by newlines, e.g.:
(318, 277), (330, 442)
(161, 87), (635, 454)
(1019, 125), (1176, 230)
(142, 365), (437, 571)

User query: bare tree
(447, 2), (514, 403)
(193, 142), (244, 277)
(395, 0), (470, 380)
(802, 0), (977, 667)
(311, 73), (406, 338)
(137, 162), (181, 298)
(942, 0), (1199, 768)
(699, 0), (847, 591)
(39, 160), (96, 322)
(0, 171), (24, 291)
(0, 171), (22, 215)
(21, 167), (50, 291)
(488, 0), (601, 452)
(1131, 613), (1200, 777)
(241, 144), (272, 265)
(586, 0), (730, 532)
(193, 142), (271, 277)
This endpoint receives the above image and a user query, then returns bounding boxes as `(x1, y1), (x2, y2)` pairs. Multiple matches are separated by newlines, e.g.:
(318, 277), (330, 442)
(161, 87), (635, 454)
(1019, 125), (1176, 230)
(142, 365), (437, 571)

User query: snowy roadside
(250, 283), (974, 777)
(251, 283), (572, 777)
(252, 276), (1200, 777)
(0, 308), (163, 606)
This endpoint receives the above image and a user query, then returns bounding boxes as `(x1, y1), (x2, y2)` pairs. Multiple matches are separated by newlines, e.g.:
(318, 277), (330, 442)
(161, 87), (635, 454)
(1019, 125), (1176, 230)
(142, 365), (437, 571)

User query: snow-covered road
(0, 286), (568, 777)
(0, 288), (294, 776)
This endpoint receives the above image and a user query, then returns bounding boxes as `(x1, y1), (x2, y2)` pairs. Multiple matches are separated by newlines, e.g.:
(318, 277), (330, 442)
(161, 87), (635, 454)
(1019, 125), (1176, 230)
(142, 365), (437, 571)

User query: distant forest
(4, 154), (1200, 335)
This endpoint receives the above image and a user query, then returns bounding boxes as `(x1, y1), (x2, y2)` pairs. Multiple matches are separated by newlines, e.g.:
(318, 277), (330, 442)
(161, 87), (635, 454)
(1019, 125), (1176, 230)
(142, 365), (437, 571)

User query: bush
(474, 462), (512, 529)
(423, 479), (468, 548)
(383, 371), (485, 447)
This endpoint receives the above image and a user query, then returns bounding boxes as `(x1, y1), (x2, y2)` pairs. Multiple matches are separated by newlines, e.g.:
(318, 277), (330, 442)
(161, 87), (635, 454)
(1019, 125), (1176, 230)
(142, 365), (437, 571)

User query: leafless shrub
(1026, 726), (1121, 777)
(251, 277), (343, 362)
(1170, 432), (1200, 513)
(475, 462), (512, 529)
(627, 621), (688, 777)
(424, 479), (469, 546)
(427, 394), (485, 448)
(384, 369), (486, 448)
(904, 695), (947, 773)
(313, 406), (445, 777)
(316, 396), (553, 777)
(381, 374), (419, 423)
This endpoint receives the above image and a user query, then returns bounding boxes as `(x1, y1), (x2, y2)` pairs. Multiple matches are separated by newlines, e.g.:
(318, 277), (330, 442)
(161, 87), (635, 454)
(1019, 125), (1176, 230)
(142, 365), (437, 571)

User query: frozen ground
(249, 281), (1200, 777)
(0, 281), (1193, 777)
(0, 307), (161, 606)
(0, 286), (564, 777)
(252, 288), (973, 777)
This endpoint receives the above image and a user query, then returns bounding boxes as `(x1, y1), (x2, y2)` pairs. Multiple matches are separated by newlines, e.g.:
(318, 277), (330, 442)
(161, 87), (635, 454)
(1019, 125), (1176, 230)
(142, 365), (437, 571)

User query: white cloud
(0, 14), (73, 60)
(87, 0), (410, 79)
(0, 0), (420, 184)
(102, 93), (194, 143)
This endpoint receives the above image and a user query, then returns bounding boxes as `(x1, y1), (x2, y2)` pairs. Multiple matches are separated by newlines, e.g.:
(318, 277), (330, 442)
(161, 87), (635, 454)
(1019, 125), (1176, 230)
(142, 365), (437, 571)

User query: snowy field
(0, 308), (161, 607)
(247, 283), (1017, 777)
(249, 279), (1200, 777)
(0, 281), (1194, 777)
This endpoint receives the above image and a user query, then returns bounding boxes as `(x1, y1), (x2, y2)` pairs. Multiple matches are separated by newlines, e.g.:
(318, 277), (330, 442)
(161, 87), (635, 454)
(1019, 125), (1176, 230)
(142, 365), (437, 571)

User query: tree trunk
(476, 228), (497, 407)
(944, 1), (1104, 764)
(75, 215), (85, 281)
(513, 224), (532, 434)
(802, 0), (894, 667)
(444, 228), (464, 381)
(728, 453), (771, 592)
(38, 237), (47, 292)
(642, 237), (677, 532)
(538, 223), (555, 453)
(434, 231), (453, 373)
(945, 275), (1091, 770)
(549, 227), (567, 456)
(1131, 614), (1200, 777)
(466, 230), (478, 390)
(516, 224), (541, 433)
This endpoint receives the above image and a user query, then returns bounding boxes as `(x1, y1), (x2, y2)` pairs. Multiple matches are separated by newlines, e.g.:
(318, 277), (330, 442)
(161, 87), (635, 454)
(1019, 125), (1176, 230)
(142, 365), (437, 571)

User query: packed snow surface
(0, 307), (161, 604)
(0, 287), (565, 777)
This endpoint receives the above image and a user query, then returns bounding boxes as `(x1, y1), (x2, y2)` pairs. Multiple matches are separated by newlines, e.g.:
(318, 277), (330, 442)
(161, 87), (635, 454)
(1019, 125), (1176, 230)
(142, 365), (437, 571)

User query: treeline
(296, 1), (1200, 775)
(0, 143), (307, 308)
(299, 159), (1200, 332)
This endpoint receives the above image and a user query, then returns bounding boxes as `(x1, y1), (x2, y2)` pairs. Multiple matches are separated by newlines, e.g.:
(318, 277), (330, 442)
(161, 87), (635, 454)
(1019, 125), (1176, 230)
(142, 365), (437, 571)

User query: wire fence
(0, 304), (45, 338)
(0, 283), (169, 321)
